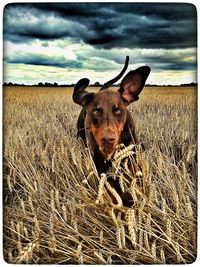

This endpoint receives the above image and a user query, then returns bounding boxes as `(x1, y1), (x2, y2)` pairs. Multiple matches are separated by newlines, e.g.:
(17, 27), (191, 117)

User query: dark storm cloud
(5, 52), (83, 69)
(3, 3), (197, 49)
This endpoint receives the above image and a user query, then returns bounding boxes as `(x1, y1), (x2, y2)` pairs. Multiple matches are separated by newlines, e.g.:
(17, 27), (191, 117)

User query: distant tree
(38, 82), (44, 87)
(94, 82), (101, 87)
(44, 82), (52, 87)
(54, 82), (58, 87)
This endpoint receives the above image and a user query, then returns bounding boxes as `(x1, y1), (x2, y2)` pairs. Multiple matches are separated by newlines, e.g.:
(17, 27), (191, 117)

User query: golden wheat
(95, 173), (107, 204)
(105, 181), (123, 207)
(3, 86), (197, 264)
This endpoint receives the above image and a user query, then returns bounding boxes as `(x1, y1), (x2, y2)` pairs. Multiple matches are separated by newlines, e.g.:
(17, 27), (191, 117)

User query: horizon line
(3, 82), (198, 87)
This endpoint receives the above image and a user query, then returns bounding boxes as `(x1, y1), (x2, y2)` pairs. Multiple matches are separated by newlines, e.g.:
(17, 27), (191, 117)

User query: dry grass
(3, 86), (197, 264)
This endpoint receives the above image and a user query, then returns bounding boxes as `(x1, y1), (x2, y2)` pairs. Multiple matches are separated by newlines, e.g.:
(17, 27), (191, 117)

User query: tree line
(3, 81), (197, 87)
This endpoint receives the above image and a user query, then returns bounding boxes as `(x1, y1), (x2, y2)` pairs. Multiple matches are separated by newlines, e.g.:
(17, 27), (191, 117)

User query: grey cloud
(5, 52), (83, 69)
(3, 3), (197, 49)
(3, 2), (197, 78)
(4, 47), (196, 74)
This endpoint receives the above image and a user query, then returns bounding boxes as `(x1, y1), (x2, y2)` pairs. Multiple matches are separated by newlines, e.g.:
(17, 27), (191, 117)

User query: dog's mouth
(99, 145), (116, 160)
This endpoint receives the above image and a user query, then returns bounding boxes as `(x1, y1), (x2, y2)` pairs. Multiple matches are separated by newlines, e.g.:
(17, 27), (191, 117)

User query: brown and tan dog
(73, 56), (150, 174)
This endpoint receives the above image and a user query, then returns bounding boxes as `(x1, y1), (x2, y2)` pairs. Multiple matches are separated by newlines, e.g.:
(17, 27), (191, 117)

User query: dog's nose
(101, 137), (115, 145)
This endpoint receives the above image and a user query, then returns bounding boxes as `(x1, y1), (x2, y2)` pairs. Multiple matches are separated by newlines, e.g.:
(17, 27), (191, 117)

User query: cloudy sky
(3, 2), (197, 85)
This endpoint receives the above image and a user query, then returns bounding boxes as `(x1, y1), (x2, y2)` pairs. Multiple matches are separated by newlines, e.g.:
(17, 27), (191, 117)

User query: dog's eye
(113, 107), (122, 115)
(93, 108), (102, 116)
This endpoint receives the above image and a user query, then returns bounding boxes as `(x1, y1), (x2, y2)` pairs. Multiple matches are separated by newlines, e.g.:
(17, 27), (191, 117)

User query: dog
(73, 56), (150, 174)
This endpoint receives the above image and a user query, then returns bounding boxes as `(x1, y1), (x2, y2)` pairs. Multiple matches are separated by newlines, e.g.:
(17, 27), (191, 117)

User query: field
(3, 85), (197, 264)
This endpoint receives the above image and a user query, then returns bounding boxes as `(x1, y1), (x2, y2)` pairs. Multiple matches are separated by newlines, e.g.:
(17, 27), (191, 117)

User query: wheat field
(3, 85), (197, 264)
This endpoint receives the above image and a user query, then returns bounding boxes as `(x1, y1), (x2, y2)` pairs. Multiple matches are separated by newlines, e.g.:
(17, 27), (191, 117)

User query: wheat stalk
(151, 240), (157, 262)
(186, 144), (196, 164)
(107, 255), (112, 264)
(120, 225), (126, 248)
(95, 173), (107, 204)
(15, 242), (37, 264)
(114, 144), (134, 160)
(174, 242), (182, 263)
(16, 222), (22, 252)
(141, 156), (150, 179)
(146, 213), (152, 238)
(50, 189), (56, 212)
(105, 181), (123, 207)
(130, 179), (138, 202)
(41, 149), (49, 168)
(144, 231), (150, 251)
(49, 213), (56, 253)
(161, 198), (167, 220)
(23, 226), (29, 239)
(126, 208), (137, 247)
(138, 229), (143, 251)
(51, 152), (56, 173)
(55, 189), (61, 210)
(62, 204), (67, 221)
(175, 193), (179, 216)
(99, 230), (103, 245)
(119, 175), (125, 193)
(60, 139), (65, 155)
(116, 226), (122, 249)
(94, 251), (107, 264)
(113, 151), (134, 169)
(186, 196), (193, 219)
(76, 242), (83, 263)
(20, 198), (26, 215)
(166, 218), (172, 240)
(73, 220), (79, 233)
(83, 170), (95, 184)
(33, 215), (40, 249)
(112, 144), (134, 169)
(7, 175), (12, 192)
(28, 196), (34, 213)
(71, 147), (78, 166)
(160, 248), (166, 263)
(3, 86), (197, 264)
(138, 210), (143, 227)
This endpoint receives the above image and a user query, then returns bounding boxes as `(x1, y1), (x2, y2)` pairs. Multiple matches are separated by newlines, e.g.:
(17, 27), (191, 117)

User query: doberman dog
(73, 56), (150, 174)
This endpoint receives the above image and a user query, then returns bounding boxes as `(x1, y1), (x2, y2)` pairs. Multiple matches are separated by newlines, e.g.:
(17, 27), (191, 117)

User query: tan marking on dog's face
(87, 90), (127, 159)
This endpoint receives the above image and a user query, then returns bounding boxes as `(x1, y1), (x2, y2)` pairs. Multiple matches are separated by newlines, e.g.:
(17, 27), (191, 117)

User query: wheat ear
(116, 226), (122, 249)
(160, 248), (166, 263)
(107, 255), (112, 264)
(112, 144), (134, 169)
(99, 230), (103, 245)
(16, 242), (37, 264)
(105, 181), (123, 206)
(82, 170), (94, 184)
(119, 175), (125, 193)
(114, 144), (134, 161)
(151, 240), (157, 262)
(94, 251), (107, 264)
(186, 144), (196, 164)
(166, 218), (172, 240)
(95, 173), (107, 204)
(126, 208), (136, 247)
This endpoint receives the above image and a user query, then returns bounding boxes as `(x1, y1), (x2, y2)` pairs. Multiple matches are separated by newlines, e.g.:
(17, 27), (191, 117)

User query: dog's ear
(73, 78), (95, 107)
(118, 66), (151, 104)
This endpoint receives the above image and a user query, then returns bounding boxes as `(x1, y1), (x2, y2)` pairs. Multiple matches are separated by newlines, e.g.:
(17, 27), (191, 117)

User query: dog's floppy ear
(73, 78), (95, 107)
(118, 66), (151, 104)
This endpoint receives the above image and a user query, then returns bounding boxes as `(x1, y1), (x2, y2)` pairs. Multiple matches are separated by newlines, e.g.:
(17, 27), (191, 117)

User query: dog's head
(73, 56), (150, 159)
